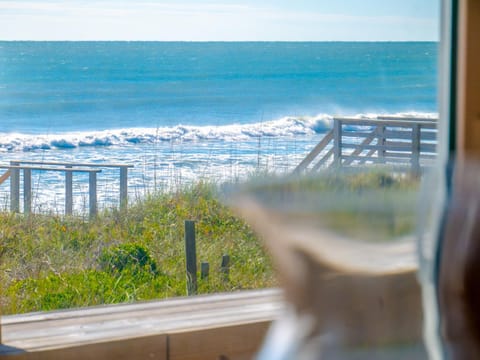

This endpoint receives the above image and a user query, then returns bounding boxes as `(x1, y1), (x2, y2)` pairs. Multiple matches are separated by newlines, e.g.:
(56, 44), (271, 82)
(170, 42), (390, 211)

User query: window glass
(0, 1), (440, 334)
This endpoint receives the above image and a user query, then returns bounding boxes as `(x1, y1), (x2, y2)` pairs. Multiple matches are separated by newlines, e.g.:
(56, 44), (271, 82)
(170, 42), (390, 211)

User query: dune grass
(0, 182), (276, 315)
(0, 170), (420, 315)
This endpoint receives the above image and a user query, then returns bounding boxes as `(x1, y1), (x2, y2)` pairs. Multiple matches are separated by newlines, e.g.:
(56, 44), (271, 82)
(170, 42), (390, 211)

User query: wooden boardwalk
(294, 116), (437, 173)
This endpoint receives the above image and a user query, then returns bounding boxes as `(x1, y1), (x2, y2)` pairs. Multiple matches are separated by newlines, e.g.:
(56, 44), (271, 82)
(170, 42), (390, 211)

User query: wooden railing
(0, 161), (133, 217)
(294, 116), (437, 174)
(0, 289), (282, 359)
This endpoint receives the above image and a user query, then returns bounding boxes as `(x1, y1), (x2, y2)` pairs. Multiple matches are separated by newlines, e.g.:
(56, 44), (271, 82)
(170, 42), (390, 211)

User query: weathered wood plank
(333, 120), (342, 166)
(169, 322), (270, 360)
(0, 335), (169, 360)
(340, 132), (437, 143)
(293, 130), (333, 173)
(0, 162), (131, 216)
(343, 131), (378, 166)
(9, 162), (20, 213)
(341, 143), (436, 153)
(335, 117), (437, 128)
(411, 124), (421, 174)
(65, 165), (73, 215)
(2, 290), (280, 326)
(312, 148), (334, 171)
(377, 115), (437, 122)
(185, 220), (197, 295)
(0, 165), (102, 173)
(201, 262), (210, 279)
(295, 117), (438, 173)
(358, 148), (378, 165)
(1, 289), (282, 355)
(0, 170), (11, 186)
(9, 160), (134, 169)
(119, 166), (129, 209)
(383, 130), (437, 141)
(23, 168), (31, 215)
(343, 155), (409, 163)
(89, 171), (97, 218)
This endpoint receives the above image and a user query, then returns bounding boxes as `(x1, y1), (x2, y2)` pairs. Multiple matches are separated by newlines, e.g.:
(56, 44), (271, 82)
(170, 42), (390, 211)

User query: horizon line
(0, 39), (439, 43)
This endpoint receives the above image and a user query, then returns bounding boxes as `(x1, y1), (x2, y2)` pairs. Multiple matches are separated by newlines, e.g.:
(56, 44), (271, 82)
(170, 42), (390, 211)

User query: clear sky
(0, 0), (440, 41)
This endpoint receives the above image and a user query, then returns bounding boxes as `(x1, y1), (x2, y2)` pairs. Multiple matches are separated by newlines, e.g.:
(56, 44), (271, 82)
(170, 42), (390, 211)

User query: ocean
(0, 41), (438, 213)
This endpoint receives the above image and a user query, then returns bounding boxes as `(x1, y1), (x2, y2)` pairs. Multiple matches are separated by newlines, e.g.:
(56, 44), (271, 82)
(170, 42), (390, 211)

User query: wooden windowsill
(0, 288), (282, 359)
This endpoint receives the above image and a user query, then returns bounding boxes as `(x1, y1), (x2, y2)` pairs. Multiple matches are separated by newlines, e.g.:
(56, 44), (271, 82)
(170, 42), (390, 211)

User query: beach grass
(0, 170), (420, 315)
(0, 181), (276, 314)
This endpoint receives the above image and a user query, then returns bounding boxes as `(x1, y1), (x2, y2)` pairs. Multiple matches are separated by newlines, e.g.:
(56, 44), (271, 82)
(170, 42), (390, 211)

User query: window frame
(3, 0), (478, 358)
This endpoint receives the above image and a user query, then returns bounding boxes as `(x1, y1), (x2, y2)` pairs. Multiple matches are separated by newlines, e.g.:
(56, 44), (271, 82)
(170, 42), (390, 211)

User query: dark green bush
(100, 243), (158, 275)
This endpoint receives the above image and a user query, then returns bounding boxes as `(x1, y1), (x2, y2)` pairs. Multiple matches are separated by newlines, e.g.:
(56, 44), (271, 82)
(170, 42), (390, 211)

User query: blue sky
(0, 0), (440, 41)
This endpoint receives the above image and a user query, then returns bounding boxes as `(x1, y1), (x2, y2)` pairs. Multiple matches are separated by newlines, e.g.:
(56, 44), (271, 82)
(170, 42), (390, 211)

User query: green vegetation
(0, 182), (276, 314)
(0, 171), (420, 315)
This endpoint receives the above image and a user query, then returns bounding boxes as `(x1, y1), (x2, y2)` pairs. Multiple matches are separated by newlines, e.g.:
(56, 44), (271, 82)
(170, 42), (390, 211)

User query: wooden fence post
(185, 220), (197, 295)
(201, 262), (210, 280)
(412, 124), (421, 175)
(378, 125), (386, 163)
(89, 171), (97, 218)
(10, 162), (20, 213)
(119, 166), (128, 210)
(23, 168), (32, 214)
(65, 165), (73, 215)
(333, 119), (342, 167)
(221, 254), (230, 281)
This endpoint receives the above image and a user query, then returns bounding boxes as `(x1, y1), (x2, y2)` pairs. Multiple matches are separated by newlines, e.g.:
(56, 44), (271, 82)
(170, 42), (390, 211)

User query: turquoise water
(0, 41), (438, 211)
(1, 42), (437, 134)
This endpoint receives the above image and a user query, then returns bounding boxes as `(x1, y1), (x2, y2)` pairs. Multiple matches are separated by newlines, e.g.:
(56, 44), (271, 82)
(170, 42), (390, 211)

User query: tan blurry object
(439, 0), (480, 357)
(236, 197), (424, 352)
(438, 161), (480, 359)
(456, 0), (480, 158)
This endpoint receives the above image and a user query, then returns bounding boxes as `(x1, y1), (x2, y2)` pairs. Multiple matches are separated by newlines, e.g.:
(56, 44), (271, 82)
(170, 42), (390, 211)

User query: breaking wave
(0, 112), (436, 153)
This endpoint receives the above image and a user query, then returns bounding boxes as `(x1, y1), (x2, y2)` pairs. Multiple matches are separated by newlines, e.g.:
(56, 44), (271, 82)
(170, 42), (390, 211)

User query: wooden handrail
(335, 117), (437, 127)
(0, 165), (101, 173)
(342, 130), (379, 166)
(7, 161), (133, 211)
(2, 161), (133, 217)
(9, 160), (134, 169)
(294, 117), (439, 173)
(293, 130), (334, 173)
(0, 170), (11, 186)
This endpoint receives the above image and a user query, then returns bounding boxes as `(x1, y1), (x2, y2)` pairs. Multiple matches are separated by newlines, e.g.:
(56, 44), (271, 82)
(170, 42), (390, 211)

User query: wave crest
(0, 112), (436, 153)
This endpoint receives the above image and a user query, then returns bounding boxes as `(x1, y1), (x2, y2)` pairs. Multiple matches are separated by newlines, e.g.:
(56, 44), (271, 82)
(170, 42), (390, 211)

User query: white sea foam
(0, 111), (438, 215)
(0, 112), (437, 153)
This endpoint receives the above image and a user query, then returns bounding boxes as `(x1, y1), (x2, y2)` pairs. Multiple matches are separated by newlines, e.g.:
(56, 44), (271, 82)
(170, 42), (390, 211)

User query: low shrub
(100, 243), (158, 275)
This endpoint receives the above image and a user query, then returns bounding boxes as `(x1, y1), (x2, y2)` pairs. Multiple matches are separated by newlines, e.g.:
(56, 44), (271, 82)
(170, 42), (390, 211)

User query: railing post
(333, 119), (342, 167)
(412, 124), (421, 175)
(119, 166), (128, 210)
(65, 165), (73, 215)
(201, 262), (210, 280)
(378, 124), (386, 163)
(221, 254), (230, 282)
(23, 168), (32, 215)
(10, 161), (20, 213)
(185, 220), (197, 296)
(89, 171), (97, 218)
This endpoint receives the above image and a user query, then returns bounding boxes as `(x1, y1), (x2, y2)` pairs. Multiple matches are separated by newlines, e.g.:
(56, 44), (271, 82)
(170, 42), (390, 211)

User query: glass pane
(0, 3), (441, 356)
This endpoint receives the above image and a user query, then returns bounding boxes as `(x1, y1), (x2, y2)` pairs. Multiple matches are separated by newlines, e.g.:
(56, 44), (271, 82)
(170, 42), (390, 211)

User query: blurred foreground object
(438, 161), (480, 358)
(232, 170), (427, 359)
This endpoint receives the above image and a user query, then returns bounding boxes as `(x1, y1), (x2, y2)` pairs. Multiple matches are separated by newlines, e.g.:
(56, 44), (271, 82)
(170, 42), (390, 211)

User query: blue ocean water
(0, 41), (438, 212)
